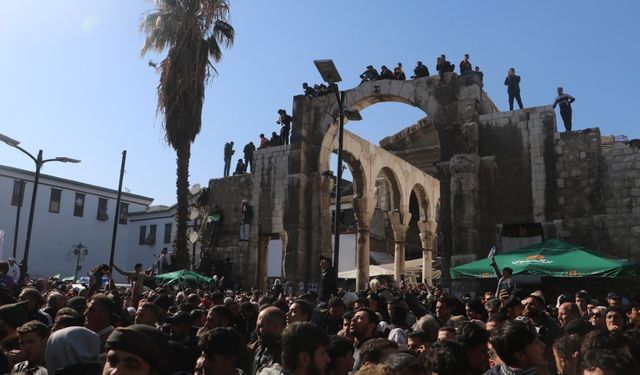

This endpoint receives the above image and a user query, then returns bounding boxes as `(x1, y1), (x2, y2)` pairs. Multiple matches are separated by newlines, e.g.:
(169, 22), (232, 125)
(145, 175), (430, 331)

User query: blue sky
(1, 1), (639, 206)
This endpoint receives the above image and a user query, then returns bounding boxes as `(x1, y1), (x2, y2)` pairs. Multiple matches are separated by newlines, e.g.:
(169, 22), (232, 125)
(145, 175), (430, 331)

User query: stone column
(256, 234), (270, 291)
(353, 196), (372, 291)
(449, 154), (481, 263)
(354, 223), (370, 291)
(388, 211), (411, 286)
(419, 220), (437, 287)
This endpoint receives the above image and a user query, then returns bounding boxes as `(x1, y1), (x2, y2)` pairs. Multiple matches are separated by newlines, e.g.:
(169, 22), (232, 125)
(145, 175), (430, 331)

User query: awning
(450, 239), (640, 279)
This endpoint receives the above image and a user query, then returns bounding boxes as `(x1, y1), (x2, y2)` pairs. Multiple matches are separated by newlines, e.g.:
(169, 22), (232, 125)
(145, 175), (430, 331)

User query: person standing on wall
(277, 109), (292, 146)
(239, 199), (253, 242)
(553, 87), (576, 132)
(223, 141), (235, 177)
(504, 68), (523, 111)
(243, 141), (256, 173)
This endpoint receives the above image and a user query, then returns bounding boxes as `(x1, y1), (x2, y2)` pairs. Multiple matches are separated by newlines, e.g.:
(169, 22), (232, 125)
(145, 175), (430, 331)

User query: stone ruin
(196, 72), (640, 291)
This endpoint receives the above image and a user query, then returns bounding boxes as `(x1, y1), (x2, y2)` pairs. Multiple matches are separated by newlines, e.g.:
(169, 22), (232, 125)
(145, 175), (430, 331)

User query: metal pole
(332, 87), (345, 283)
(20, 150), (43, 284)
(109, 150), (127, 268)
(12, 180), (25, 258)
(74, 244), (81, 281)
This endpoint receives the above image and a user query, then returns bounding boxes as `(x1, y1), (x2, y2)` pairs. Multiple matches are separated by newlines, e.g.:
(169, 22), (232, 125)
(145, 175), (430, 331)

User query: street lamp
(73, 243), (88, 280)
(0, 132), (80, 283)
(314, 60), (362, 283)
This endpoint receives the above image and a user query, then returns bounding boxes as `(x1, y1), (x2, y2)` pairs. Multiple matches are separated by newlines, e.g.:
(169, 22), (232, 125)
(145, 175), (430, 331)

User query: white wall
(0, 167), (152, 279)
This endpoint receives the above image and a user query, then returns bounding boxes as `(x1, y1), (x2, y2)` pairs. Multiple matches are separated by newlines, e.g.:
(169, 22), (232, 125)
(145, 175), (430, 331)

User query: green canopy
(450, 239), (640, 279)
(154, 270), (213, 287)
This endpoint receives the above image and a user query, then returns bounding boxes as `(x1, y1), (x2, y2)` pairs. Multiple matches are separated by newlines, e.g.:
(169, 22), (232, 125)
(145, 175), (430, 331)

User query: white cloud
(81, 15), (100, 34)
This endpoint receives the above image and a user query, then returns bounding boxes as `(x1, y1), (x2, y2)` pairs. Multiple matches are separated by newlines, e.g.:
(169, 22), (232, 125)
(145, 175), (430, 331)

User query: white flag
(487, 245), (496, 259)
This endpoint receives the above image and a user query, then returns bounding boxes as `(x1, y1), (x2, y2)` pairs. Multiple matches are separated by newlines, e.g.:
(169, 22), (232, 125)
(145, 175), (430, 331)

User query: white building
(0, 164), (163, 280)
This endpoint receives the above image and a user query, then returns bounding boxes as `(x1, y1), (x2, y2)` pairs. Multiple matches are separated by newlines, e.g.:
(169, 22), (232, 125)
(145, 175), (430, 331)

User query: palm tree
(141, 0), (234, 269)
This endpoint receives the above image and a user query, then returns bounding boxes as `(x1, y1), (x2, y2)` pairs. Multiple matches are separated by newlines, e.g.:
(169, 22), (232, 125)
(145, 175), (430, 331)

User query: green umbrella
(450, 239), (640, 279)
(154, 270), (213, 287)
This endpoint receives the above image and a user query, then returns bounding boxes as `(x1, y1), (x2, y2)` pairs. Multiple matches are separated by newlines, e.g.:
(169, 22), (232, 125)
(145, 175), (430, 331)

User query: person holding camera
(504, 68), (523, 111)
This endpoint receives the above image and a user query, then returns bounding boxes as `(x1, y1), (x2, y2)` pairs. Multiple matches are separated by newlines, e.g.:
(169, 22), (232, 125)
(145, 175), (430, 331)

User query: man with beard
(196, 327), (248, 375)
(249, 306), (285, 375)
(11, 320), (49, 374)
(522, 292), (560, 372)
(350, 307), (379, 370)
(278, 322), (330, 375)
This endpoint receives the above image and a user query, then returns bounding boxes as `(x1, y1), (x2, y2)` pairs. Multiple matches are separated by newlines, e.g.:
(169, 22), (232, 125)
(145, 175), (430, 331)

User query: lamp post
(0, 133), (80, 283)
(73, 242), (88, 280)
(314, 60), (362, 283)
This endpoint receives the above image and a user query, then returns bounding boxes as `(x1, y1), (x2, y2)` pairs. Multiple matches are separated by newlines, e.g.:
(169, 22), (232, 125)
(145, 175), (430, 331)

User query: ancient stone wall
(555, 133), (640, 258)
(206, 173), (253, 287)
(204, 146), (290, 288)
(478, 106), (557, 226)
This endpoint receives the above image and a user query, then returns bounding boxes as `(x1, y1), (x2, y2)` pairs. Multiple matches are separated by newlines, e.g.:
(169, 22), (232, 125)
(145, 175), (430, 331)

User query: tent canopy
(154, 270), (213, 286)
(339, 258), (441, 280)
(450, 239), (640, 279)
(338, 265), (394, 279)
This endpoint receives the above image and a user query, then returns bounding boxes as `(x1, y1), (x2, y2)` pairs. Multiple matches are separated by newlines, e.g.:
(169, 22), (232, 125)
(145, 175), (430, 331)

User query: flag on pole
(487, 245), (496, 259)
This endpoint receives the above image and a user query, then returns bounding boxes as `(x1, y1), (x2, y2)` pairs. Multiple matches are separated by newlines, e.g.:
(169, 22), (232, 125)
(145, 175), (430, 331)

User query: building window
(119, 203), (129, 225)
(139, 226), (147, 245)
(97, 198), (109, 221)
(148, 224), (157, 244)
(49, 188), (62, 213)
(11, 180), (25, 207)
(164, 223), (172, 244)
(74, 193), (85, 217)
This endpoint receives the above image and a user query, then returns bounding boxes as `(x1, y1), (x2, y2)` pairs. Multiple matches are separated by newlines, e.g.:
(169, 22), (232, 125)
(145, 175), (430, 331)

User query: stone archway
(284, 73), (496, 288)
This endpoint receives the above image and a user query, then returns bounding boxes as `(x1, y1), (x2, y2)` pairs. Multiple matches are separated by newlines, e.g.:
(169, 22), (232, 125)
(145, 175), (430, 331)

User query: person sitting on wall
(379, 65), (394, 80)
(258, 133), (269, 150)
(233, 159), (246, 175)
(411, 61), (429, 79)
(302, 82), (317, 97)
(393, 63), (406, 80)
(359, 65), (379, 83)
(436, 55), (454, 77)
(269, 131), (281, 147)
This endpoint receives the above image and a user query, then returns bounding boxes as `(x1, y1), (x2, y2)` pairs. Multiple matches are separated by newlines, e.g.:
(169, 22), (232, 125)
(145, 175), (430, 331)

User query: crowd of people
(0, 254), (639, 375)
(356, 55), (483, 84)
(350, 53), (575, 132)
(221, 53), (577, 179)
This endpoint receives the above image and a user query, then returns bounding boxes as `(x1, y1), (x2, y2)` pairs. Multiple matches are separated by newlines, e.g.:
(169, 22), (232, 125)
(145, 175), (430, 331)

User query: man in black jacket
(553, 87), (576, 132)
(319, 256), (337, 302)
(249, 306), (284, 375)
(243, 142), (255, 173)
(504, 68), (523, 110)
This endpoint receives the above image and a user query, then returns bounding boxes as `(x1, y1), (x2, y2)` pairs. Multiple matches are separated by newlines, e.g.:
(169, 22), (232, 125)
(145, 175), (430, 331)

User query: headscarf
(46, 326), (100, 375)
